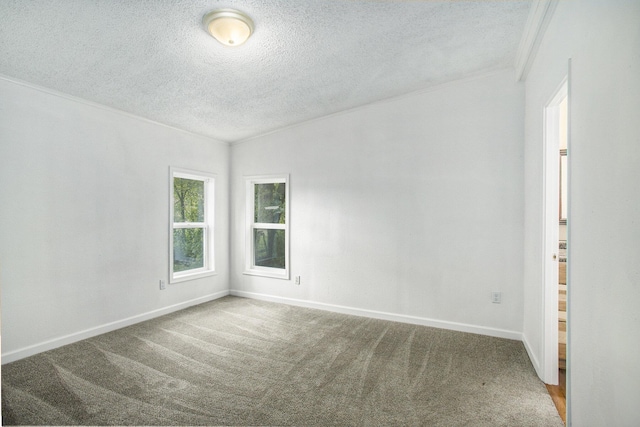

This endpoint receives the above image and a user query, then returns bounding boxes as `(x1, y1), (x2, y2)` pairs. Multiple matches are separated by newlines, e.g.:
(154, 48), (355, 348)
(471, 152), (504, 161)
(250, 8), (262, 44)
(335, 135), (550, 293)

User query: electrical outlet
(160, 280), (166, 290)
(491, 292), (501, 304)
(295, 276), (301, 285)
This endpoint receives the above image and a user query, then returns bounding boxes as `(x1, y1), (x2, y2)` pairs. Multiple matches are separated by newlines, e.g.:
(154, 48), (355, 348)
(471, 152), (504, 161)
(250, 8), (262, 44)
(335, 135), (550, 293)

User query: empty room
(1, 1), (638, 426)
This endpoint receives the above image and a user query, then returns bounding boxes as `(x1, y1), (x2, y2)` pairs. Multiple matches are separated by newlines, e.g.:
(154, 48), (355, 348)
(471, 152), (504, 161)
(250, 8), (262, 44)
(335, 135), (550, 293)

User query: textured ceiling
(0, 1), (531, 143)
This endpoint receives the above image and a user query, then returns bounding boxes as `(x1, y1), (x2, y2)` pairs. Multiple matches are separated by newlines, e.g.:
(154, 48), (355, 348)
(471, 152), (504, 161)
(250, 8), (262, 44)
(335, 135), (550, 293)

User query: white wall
(0, 77), (230, 362)
(231, 70), (525, 336)
(522, 1), (640, 425)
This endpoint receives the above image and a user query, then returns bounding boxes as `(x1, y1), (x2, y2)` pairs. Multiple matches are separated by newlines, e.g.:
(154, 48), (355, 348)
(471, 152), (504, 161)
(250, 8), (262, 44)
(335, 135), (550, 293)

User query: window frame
(169, 167), (216, 284)
(244, 174), (290, 280)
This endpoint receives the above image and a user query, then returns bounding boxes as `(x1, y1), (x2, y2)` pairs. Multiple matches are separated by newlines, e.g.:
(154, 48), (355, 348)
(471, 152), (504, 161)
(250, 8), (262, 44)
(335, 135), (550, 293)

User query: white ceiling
(0, 1), (531, 143)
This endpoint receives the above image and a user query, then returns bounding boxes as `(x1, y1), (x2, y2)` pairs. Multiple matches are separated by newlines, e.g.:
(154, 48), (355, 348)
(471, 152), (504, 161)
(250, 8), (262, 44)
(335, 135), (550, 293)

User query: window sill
(170, 270), (217, 284)
(243, 269), (289, 280)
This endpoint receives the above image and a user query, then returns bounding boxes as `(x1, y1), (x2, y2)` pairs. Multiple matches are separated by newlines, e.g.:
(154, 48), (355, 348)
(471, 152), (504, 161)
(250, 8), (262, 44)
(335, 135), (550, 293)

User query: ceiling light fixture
(202, 9), (254, 47)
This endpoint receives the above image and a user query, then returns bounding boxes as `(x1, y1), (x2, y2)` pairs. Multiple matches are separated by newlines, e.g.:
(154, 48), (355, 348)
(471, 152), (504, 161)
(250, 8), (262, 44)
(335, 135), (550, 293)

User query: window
(245, 175), (289, 279)
(169, 168), (215, 283)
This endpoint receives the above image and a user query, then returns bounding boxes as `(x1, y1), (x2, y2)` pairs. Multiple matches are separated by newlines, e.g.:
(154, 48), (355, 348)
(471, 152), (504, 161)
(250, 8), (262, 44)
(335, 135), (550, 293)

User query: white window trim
(244, 174), (290, 280)
(169, 167), (216, 284)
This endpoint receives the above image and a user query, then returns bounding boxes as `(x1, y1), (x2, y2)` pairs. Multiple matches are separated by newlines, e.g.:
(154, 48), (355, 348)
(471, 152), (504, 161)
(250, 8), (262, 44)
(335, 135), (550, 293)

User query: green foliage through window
(254, 229), (285, 268)
(174, 228), (204, 272)
(246, 175), (288, 278)
(254, 183), (286, 224)
(173, 177), (205, 273)
(174, 178), (204, 222)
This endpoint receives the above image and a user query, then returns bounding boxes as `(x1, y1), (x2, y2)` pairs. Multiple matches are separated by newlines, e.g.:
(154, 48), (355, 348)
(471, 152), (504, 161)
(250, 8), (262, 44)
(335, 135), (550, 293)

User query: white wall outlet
(159, 280), (166, 290)
(491, 292), (501, 304)
(295, 276), (301, 285)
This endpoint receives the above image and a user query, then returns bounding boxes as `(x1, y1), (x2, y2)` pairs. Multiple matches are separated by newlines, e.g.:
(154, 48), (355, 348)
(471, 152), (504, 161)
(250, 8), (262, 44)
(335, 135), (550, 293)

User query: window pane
(173, 228), (204, 272)
(254, 228), (285, 269)
(174, 177), (204, 222)
(254, 183), (286, 224)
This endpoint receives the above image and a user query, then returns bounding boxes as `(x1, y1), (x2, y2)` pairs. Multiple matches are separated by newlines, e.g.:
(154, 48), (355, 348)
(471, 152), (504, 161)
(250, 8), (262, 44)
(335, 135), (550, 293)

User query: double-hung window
(169, 168), (215, 283)
(244, 175), (289, 279)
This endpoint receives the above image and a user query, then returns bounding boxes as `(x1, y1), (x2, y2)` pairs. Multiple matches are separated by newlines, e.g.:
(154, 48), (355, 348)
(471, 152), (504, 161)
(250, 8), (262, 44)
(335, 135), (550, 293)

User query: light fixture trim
(202, 9), (254, 46)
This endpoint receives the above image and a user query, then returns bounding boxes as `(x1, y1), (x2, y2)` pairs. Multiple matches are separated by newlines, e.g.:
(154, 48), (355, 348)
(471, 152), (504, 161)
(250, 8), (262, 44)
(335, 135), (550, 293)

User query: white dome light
(203, 9), (254, 47)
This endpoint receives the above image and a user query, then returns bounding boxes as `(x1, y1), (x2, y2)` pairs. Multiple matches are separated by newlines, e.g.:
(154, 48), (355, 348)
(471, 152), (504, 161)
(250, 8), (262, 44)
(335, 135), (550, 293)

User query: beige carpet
(2, 296), (563, 426)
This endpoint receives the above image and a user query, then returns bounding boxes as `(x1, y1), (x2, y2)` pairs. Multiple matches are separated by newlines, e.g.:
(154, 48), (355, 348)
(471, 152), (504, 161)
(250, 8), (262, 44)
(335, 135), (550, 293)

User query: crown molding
(233, 67), (513, 146)
(0, 74), (231, 146)
(514, 0), (559, 81)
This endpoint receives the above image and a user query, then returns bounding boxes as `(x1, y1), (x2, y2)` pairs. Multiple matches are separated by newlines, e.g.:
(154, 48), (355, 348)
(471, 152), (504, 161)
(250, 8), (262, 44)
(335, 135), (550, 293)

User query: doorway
(543, 78), (569, 423)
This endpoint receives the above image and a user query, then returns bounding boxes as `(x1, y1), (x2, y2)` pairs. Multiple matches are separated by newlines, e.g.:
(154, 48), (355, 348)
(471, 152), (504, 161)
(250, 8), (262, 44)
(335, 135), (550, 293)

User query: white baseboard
(1, 290), (230, 364)
(522, 333), (543, 380)
(230, 290), (523, 341)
